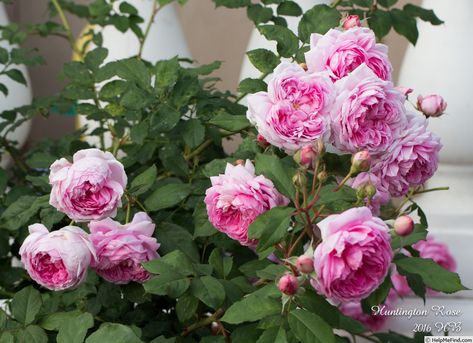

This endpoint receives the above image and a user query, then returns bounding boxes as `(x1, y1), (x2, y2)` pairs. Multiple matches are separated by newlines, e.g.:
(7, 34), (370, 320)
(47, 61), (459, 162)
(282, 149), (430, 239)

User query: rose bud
(396, 86), (413, 97)
(350, 151), (371, 174)
(235, 159), (245, 166)
(299, 62), (308, 71)
(296, 255), (314, 274)
(342, 15), (361, 30)
(19, 224), (96, 291)
(317, 170), (328, 183)
(278, 274), (299, 295)
(417, 94), (447, 118)
(394, 215), (414, 237)
(293, 145), (318, 169)
(256, 134), (270, 148)
(292, 172), (307, 188)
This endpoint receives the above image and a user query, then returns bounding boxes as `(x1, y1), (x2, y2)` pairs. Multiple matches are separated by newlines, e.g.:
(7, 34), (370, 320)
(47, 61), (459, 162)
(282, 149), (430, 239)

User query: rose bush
(0, 1), (464, 343)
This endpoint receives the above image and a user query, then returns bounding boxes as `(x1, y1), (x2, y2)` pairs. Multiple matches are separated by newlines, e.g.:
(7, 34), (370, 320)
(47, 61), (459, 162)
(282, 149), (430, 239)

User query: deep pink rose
(391, 236), (456, 297)
(305, 27), (392, 81)
(19, 224), (96, 291)
(89, 212), (159, 284)
(330, 64), (407, 154)
(348, 172), (390, 216)
(372, 114), (441, 197)
(204, 160), (289, 246)
(247, 62), (335, 152)
(311, 207), (393, 303)
(49, 148), (127, 222)
(417, 94), (447, 117)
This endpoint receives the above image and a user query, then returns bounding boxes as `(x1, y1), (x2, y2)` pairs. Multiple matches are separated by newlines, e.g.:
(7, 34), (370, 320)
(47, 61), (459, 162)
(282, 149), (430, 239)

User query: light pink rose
(417, 94), (447, 117)
(342, 15), (361, 30)
(371, 114), (441, 197)
(330, 64), (407, 154)
(305, 27), (392, 81)
(347, 172), (390, 216)
(311, 207), (393, 303)
(204, 160), (289, 246)
(89, 212), (159, 284)
(396, 87), (413, 97)
(247, 62), (335, 153)
(19, 224), (96, 291)
(391, 236), (456, 297)
(49, 148), (127, 222)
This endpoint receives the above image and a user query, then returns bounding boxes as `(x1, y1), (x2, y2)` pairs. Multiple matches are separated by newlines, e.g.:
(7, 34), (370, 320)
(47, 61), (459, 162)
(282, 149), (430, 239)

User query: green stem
(334, 172), (353, 192)
(51, 0), (80, 55)
(138, 2), (162, 58)
(125, 194), (131, 224)
(185, 139), (213, 161)
(0, 288), (14, 299)
(134, 197), (148, 213)
(415, 186), (449, 195)
(182, 308), (225, 336)
(330, 0), (342, 8)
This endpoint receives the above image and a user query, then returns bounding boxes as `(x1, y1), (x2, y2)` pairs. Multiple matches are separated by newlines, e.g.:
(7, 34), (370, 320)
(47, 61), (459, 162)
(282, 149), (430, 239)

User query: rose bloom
(417, 94), (447, 117)
(311, 207), (393, 303)
(19, 224), (96, 291)
(89, 212), (159, 284)
(204, 160), (289, 246)
(330, 64), (407, 154)
(340, 300), (390, 332)
(391, 236), (456, 297)
(247, 62), (335, 153)
(305, 27), (392, 81)
(372, 114), (441, 197)
(348, 172), (390, 216)
(49, 148), (127, 222)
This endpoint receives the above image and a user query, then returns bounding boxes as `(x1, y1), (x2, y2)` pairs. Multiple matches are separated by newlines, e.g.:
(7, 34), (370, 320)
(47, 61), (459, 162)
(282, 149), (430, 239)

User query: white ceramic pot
(0, 4), (33, 168)
(77, 0), (192, 147)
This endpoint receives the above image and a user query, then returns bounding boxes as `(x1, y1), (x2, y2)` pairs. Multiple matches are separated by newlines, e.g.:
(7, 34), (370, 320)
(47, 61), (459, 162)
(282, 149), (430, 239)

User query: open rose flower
(19, 224), (96, 291)
(305, 27), (392, 81)
(340, 300), (390, 332)
(348, 172), (390, 216)
(372, 114), (441, 197)
(330, 64), (407, 154)
(89, 212), (159, 284)
(311, 207), (393, 303)
(247, 62), (335, 153)
(204, 160), (289, 246)
(49, 148), (127, 222)
(391, 236), (456, 296)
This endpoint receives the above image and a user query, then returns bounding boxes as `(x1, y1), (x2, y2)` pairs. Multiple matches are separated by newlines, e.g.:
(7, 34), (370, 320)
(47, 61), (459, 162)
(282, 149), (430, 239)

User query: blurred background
(4, 0), (420, 143)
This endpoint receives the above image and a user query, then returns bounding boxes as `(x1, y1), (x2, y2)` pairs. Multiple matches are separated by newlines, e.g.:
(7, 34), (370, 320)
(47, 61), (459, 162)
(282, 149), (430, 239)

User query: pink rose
(396, 87), (413, 97)
(293, 144), (318, 169)
(305, 27), (392, 81)
(204, 160), (289, 246)
(342, 15), (361, 30)
(247, 62), (335, 152)
(371, 114), (441, 197)
(340, 301), (389, 332)
(49, 148), (127, 222)
(89, 212), (160, 284)
(278, 274), (299, 295)
(417, 94), (447, 117)
(391, 236), (456, 297)
(19, 224), (96, 291)
(311, 207), (393, 303)
(347, 172), (390, 216)
(330, 64), (407, 154)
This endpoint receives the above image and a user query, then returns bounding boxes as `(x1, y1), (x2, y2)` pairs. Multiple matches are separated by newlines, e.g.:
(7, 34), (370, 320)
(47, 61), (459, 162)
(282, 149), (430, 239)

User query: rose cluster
(20, 149), (160, 290)
(246, 25), (444, 214)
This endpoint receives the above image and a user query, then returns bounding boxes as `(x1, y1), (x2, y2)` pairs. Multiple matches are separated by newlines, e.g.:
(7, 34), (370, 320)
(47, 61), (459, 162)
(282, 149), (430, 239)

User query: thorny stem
(181, 308), (225, 336)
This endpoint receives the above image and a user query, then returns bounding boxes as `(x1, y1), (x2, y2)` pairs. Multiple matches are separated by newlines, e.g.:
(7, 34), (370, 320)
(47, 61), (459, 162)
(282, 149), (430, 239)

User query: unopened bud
(294, 145), (318, 169)
(256, 134), (270, 148)
(278, 274), (299, 295)
(317, 170), (328, 183)
(296, 255), (314, 274)
(299, 63), (308, 71)
(365, 183), (377, 199)
(292, 172), (307, 188)
(342, 15), (361, 30)
(417, 94), (447, 118)
(235, 159), (245, 166)
(394, 215), (414, 237)
(351, 151), (371, 174)
(316, 140), (325, 156)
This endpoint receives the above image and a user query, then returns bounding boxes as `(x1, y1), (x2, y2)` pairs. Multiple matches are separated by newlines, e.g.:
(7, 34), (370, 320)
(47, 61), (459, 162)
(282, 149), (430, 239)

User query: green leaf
(390, 9), (419, 45)
(84, 47), (108, 72)
(57, 312), (94, 343)
(288, 309), (335, 343)
(158, 145), (189, 177)
(257, 25), (299, 58)
(0, 332), (14, 343)
(361, 276), (392, 313)
(298, 5), (341, 43)
(130, 165), (157, 196)
(40, 206), (65, 229)
(1, 195), (51, 231)
(18, 325), (47, 343)
(209, 112), (250, 132)
(221, 295), (281, 324)
(130, 120), (149, 144)
(256, 264), (287, 280)
(391, 224), (427, 249)
(368, 10), (392, 40)
(151, 107), (181, 133)
(144, 183), (192, 211)
(144, 271), (191, 298)
(11, 286), (42, 325)
(317, 184), (357, 212)
(39, 311), (83, 331)
(176, 294), (199, 322)
(255, 153), (295, 199)
(0, 83), (8, 96)
(247, 49), (280, 74)
(143, 250), (195, 276)
(277, 1), (302, 17)
(248, 207), (295, 254)
(351, 0), (372, 7)
(403, 4), (443, 25)
(209, 249), (233, 279)
(155, 57), (179, 90)
(0, 47), (8, 64)
(394, 256), (468, 293)
(405, 272), (426, 302)
(85, 323), (143, 343)
(0, 168), (7, 194)
(5, 68), (27, 86)
(214, 0), (250, 8)
(183, 119), (205, 149)
(257, 327), (287, 343)
(247, 4), (273, 24)
(377, 0), (397, 8)
(157, 223), (200, 262)
(193, 200), (216, 238)
(238, 78), (267, 94)
(191, 276), (225, 309)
